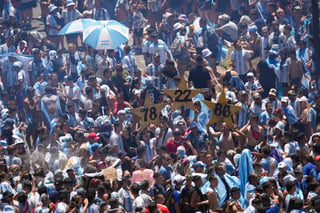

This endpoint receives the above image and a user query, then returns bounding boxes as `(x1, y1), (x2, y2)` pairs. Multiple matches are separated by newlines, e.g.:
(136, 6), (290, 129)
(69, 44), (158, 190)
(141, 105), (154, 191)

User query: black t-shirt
(188, 65), (211, 88)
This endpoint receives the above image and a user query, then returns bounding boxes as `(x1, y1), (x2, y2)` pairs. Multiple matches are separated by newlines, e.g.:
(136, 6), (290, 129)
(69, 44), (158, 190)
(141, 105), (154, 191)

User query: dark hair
(286, 181), (296, 192)
(131, 183), (140, 195)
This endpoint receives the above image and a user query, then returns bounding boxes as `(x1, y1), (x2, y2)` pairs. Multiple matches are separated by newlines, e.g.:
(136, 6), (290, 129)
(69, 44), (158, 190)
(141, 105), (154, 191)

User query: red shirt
(146, 204), (170, 213)
(166, 137), (186, 153)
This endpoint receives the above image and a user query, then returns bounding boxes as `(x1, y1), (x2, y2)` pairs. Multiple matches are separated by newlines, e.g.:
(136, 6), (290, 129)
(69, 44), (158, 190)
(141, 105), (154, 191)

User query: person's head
(246, 72), (254, 82)
(189, 122), (198, 135)
(153, 52), (160, 64)
(208, 175), (218, 187)
(299, 40), (306, 50)
(177, 120), (186, 133)
(288, 48), (297, 59)
(195, 55), (204, 65)
(234, 39), (242, 50)
(193, 175), (202, 188)
(199, 18), (207, 28)
(286, 181), (296, 194)
(271, 21), (280, 32)
(249, 173), (259, 185)
(265, 102), (273, 114)
(174, 174), (185, 189)
(262, 181), (273, 194)
(231, 187), (241, 200)
(215, 163), (226, 177)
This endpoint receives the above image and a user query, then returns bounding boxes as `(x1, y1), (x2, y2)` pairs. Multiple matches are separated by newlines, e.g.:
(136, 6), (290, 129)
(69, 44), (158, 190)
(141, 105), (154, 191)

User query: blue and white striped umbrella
(58, 18), (98, 35)
(83, 21), (129, 50)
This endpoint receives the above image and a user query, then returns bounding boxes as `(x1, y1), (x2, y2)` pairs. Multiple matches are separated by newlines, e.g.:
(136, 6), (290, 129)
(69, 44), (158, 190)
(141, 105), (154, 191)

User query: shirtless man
(288, 48), (304, 88)
(240, 114), (264, 150)
(24, 87), (40, 149)
(210, 122), (243, 151)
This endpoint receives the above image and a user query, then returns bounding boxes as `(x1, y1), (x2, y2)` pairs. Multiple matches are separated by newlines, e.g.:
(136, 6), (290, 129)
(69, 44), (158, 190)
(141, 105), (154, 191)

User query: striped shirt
(0, 43), (15, 54)
(308, 107), (318, 133)
(262, 98), (281, 111)
(140, 139), (156, 163)
(122, 54), (137, 77)
(149, 39), (170, 65)
(231, 49), (251, 75)
(279, 59), (289, 83)
(146, 63), (164, 89)
(91, 8), (110, 20)
(132, 11), (144, 29)
(236, 102), (249, 128)
(66, 51), (82, 74)
(62, 8), (82, 25)
(118, 187), (133, 212)
(148, 0), (162, 12)
(46, 14), (60, 36)
(260, 37), (269, 59)
(2, 60), (16, 88)
(33, 206), (50, 213)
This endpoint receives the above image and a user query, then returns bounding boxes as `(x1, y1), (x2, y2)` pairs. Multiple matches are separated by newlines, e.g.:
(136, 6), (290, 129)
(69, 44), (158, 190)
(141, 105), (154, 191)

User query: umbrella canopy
(83, 21), (129, 50)
(58, 18), (98, 35)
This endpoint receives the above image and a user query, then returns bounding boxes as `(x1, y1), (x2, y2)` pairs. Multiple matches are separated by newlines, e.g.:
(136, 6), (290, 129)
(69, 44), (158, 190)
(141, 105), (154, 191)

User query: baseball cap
(283, 174), (297, 184)
(269, 88), (277, 96)
(252, 92), (261, 100)
(202, 48), (212, 58)
(281, 97), (289, 103)
(278, 162), (287, 169)
(66, 0), (75, 7)
(119, 151), (128, 159)
(190, 122), (198, 129)
(246, 72), (254, 78)
(174, 174), (186, 183)
(177, 14), (187, 22)
(219, 14), (230, 22)
(88, 132), (99, 141)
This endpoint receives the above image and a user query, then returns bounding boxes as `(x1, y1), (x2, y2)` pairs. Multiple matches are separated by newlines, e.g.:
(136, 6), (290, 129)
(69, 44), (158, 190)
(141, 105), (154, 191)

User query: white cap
(246, 72), (254, 77)
(281, 97), (289, 103)
(173, 23), (184, 31)
(278, 162), (287, 169)
(174, 174), (186, 183)
(66, 0), (75, 7)
(49, 50), (57, 60)
(49, 4), (58, 13)
(202, 48), (212, 58)
(219, 14), (230, 22)
(297, 96), (308, 102)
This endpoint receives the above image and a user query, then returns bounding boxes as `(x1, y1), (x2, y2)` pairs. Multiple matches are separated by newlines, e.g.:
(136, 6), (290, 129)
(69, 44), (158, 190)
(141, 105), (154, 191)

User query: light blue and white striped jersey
(86, 203), (100, 213)
(46, 14), (60, 36)
(91, 8), (110, 20)
(140, 138), (156, 164)
(148, 0), (162, 12)
(259, 111), (274, 136)
(282, 105), (298, 125)
(262, 98), (281, 111)
(122, 54), (137, 77)
(260, 37), (269, 59)
(2, 0), (15, 22)
(231, 49), (251, 75)
(62, 8), (82, 25)
(308, 107), (318, 133)
(66, 51), (82, 74)
(236, 102), (249, 128)
(146, 63), (164, 90)
(149, 39), (170, 65)
(0, 43), (15, 54)
(284, 141), (300, 155)
(286, 36), (296, 49)
(5, 156), (22, 167)
(132, 11), (144, 29)
(279, 59), (289, 83)
(34, 206), (50, 213)
(2, 60), (16, 88)
(249, 101), (264, 116)
(118, 187), (133, 212)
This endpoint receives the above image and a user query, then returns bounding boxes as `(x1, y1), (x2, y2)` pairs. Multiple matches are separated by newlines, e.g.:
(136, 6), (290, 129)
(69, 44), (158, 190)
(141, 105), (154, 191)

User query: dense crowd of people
(0, 0), (319, 212)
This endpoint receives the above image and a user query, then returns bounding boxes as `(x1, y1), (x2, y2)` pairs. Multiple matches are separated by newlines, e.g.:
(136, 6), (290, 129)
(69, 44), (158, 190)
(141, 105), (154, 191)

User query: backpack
(164, 187), (175, 209)
(170, 37), (182, 58)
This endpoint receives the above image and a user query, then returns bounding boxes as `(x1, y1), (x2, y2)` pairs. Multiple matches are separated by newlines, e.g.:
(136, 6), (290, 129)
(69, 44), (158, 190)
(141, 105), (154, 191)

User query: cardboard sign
(203, 89), (242, 128)
(131, 93), (165, 129)
(163, 78), (202, 111)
